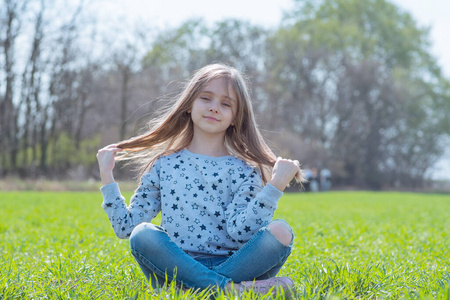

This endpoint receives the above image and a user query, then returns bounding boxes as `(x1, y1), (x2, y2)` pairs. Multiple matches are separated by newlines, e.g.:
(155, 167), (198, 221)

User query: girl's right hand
(96, 143), (122, 185)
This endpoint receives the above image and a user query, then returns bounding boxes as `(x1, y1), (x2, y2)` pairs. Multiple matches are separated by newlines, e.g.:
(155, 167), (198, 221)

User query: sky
(109, 0), (293, 28)
(102, 0), (450, 179)
(108, 0), (450, 79)
(391, 0), (450, 78)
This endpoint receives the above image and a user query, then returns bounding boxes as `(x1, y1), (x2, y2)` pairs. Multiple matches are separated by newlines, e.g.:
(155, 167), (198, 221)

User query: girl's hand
(269, 157), (301, 192)
(96, 143), (122, 185)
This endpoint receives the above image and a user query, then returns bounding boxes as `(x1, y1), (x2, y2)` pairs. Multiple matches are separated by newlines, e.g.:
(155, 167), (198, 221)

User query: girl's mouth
(204, 116), (219, 121)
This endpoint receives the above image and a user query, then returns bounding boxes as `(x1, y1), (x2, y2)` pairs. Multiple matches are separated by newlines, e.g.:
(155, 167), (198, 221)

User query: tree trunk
(120, 67), (130, 140)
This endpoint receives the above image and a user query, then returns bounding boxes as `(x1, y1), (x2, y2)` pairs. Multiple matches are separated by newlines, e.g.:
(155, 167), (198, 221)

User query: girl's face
(190, 77), (237, 137)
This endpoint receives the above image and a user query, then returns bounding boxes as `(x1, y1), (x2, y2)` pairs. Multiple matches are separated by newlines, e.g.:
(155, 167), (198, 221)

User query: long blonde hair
(118, 64), (298, 184)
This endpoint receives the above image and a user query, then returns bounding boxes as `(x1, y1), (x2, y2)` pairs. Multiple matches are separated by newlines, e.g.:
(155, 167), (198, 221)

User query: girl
(97, 64), (303, 296)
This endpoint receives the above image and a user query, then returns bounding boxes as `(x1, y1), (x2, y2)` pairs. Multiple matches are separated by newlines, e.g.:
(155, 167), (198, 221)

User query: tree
(19, 0), (44, 172)
(265, 0), (450, 188)
(0, 0), (104, 178)
(0, 0), (28, 174)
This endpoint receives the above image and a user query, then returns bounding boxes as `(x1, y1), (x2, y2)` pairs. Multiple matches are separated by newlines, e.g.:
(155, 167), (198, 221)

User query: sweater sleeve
(224, 168), (283, 242)
(101, 160), (161, 239)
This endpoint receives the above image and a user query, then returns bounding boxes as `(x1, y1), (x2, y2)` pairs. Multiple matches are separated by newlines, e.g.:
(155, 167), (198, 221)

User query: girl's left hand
(269, 157), (301, 192)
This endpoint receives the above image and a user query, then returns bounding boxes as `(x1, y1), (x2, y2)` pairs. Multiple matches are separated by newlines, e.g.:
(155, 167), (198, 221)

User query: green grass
(1, 191), (450, 299)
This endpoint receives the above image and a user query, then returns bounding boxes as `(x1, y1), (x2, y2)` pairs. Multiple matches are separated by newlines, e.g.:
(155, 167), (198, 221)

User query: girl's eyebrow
(201, 91), (236, 102)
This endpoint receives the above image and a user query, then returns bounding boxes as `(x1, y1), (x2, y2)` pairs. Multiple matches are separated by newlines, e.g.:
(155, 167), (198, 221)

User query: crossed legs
(129, 219), (294, 290)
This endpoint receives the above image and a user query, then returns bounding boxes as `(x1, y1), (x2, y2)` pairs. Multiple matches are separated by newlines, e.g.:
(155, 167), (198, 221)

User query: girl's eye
(222, 102), (231, 107)
(201, 97), (210, 101)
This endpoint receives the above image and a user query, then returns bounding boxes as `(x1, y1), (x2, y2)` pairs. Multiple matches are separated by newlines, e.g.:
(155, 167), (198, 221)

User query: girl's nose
(209, 107), (218, 113)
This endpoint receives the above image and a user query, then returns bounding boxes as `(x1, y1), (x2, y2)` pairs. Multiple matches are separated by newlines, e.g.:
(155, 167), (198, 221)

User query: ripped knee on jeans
(267, 220), (293, 246)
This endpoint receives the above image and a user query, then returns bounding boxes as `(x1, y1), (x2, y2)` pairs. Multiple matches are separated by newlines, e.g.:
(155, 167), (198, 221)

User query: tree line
(1, 0), (449, 189)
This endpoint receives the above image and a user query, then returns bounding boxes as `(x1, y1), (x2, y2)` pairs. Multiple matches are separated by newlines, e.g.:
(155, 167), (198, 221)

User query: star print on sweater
(101, 149), (283, 258)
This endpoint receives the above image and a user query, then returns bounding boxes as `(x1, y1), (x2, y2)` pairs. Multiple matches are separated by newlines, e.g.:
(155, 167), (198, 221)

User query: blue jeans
(129, 219), (293, 290)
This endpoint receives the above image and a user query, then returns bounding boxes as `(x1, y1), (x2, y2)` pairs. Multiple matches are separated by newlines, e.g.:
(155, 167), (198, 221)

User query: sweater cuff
(100, 182), (122, 203)
(260, 183), (284, 207)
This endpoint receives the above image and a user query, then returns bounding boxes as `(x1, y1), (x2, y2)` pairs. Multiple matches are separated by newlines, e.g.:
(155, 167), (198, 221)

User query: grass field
(1, 190), (450, 299)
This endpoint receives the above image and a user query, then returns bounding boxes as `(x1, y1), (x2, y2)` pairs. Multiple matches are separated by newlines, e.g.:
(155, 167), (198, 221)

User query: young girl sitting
(97, 63), (303, 296)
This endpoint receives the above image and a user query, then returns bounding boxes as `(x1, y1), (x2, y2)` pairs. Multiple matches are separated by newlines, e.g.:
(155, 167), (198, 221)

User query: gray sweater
(101, 149), (283, 258)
